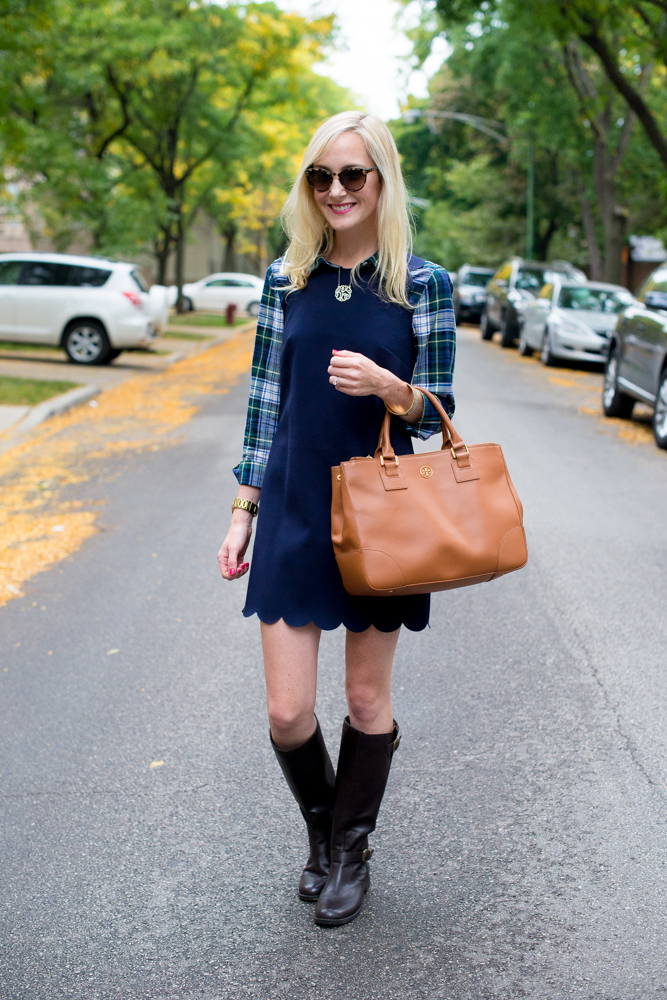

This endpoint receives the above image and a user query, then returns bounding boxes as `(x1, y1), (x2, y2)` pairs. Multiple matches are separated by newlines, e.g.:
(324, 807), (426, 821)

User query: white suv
(0, 252), (166, 364)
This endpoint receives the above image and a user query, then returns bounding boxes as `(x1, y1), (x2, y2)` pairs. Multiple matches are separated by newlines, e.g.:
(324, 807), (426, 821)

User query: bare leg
(261, 619), (321, 750)
(345, 626), (400, 734)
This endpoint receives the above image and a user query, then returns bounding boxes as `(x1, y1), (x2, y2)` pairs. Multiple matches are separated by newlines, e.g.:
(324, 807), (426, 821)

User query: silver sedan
(519, 279), (633, 366)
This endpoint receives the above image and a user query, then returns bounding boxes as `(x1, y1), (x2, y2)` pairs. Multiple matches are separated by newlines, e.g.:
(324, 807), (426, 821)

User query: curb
(14, 384), (101, 432)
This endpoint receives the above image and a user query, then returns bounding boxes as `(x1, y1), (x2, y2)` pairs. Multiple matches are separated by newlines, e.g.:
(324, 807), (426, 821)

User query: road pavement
(2, 325), (667, 999)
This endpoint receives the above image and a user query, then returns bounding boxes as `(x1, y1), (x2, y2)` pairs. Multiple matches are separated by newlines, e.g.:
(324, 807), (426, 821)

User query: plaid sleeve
(233, 262), (285, 488)
(406, 262), (456, 439)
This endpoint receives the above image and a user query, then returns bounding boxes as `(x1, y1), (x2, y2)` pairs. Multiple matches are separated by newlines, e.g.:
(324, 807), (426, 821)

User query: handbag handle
(374, 386), (469, 463)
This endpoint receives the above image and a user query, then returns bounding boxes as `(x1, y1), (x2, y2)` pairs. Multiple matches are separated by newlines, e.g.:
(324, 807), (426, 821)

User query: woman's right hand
(218, 512), (252, 580)
(218, 488), (261, 580)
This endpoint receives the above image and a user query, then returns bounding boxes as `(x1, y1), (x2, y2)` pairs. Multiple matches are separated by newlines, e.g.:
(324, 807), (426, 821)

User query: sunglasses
(305, 166), (378, 192)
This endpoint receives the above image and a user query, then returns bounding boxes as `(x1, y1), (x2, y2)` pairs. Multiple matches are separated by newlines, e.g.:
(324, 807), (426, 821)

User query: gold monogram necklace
(335, 266), (352, 302)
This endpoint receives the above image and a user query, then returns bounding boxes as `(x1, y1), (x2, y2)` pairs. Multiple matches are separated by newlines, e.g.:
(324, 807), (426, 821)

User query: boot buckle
(388, 735), (401, 754)
(361, 848), (373, 862)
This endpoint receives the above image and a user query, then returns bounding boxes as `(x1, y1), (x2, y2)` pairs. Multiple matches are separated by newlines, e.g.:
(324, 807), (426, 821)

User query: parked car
(481, 257), (586, 347)
(169, 272), (263, 315)
(519, 279), (633, 366)
(0, 252), (159, 364)
(453, 265), (494, 323)
(603, 264), (667, 448)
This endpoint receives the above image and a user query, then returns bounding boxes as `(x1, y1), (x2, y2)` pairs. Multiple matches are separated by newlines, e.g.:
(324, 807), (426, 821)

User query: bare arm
(217, 484), (261, 581)
(327, 349), (424, 423)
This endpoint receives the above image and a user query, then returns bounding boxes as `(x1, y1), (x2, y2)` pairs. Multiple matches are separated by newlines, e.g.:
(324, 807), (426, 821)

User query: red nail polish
(230, 569), (236, 575)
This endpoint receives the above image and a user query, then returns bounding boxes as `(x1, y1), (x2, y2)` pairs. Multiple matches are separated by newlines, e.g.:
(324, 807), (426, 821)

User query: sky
(274, 0), (450, 121)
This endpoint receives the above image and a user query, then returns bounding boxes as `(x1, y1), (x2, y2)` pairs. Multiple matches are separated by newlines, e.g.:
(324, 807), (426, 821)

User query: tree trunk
(223, 223), (236, 271)
(154, 225), (173, 286)
(577, 174), (603, 280)
(603, 207), (627, 285)
(593, 135), (626, 284)
(175, 203), (186, 313)
(534, 218), (558, 261)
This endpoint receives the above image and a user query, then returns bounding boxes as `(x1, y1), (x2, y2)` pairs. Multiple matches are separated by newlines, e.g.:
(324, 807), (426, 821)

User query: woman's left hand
(327, 349), (396, 398)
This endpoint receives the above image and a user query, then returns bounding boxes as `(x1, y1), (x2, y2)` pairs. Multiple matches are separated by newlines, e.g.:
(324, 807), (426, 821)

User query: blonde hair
(280, 111), (413, 307)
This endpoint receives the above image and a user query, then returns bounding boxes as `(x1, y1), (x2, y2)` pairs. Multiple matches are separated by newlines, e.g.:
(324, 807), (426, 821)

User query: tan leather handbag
(331, 388), (527, 597)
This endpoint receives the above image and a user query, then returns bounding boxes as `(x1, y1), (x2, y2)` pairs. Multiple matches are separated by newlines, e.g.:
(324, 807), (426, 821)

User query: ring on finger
(333, 376), (340, 387)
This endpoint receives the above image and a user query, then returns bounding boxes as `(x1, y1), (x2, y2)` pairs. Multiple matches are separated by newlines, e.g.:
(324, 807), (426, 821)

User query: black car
(481, 257), (586, 347)
(602, 264), (667, 449)
(453, 265), (494, 323)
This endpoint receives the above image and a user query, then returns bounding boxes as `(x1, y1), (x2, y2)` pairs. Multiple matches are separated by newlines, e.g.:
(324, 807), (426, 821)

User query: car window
(18, 261), (70, 285)
(205, 279), (226, 287)
(131, 269), (149, 292)
(460, 272), (491, 288)
(493, 263), (512, 282)
(638, 267), (667, 301)
(68, 265), (112, 287)
(558, 286), (631, 313)
(515, 269), (546, 292)
(537, 283), (554, 300)
(0, 260), (23, 285)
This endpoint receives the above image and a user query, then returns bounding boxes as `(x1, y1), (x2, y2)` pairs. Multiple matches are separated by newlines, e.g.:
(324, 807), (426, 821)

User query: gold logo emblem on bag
(420, 466), (433, 479)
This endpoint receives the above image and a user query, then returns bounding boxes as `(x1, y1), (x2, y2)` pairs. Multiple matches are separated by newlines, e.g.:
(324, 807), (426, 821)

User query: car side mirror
(644, 290), (667, 310)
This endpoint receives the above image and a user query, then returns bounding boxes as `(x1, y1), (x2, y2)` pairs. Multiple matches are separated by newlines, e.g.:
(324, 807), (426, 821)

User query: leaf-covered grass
(0, 376), (81, 406)
(168, 313), (252, 328)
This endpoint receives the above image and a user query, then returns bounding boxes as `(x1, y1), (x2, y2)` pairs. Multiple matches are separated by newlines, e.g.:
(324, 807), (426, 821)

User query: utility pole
(526, 132), (535, 260)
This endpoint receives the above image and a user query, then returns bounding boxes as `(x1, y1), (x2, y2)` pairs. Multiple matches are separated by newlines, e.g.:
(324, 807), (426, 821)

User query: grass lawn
(0, 376), (81, 406)
(168, 313), (252, 328)
(161, 330), (215, 341)
(0, 341), (61, 352)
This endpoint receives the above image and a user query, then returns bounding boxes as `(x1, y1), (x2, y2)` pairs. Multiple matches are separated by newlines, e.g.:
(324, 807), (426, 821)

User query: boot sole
(299, 892), (320, 902)
(314, 909), (362, 926)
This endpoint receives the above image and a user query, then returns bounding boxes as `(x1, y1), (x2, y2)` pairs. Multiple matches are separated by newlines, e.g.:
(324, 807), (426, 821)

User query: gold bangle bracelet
(232, 498), (259, 517)
(385, 385), (420, 418)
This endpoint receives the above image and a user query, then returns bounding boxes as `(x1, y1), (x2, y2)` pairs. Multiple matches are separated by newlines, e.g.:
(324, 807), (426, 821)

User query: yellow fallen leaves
(548, 376), (578, 388)
(149, 760), (165, 768)
(0, 328), (255, 608)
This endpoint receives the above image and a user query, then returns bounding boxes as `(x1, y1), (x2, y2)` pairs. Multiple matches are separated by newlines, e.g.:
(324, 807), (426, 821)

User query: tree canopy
(397, 0), (667, 279)
(0, 0), (349, 292)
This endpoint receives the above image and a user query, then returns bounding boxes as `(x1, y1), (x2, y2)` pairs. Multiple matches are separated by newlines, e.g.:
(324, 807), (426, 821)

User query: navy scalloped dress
(243, 257), (430, 633)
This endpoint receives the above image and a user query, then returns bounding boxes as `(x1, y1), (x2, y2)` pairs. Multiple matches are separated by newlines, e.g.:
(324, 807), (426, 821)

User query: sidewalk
(0, 322), (250, 439)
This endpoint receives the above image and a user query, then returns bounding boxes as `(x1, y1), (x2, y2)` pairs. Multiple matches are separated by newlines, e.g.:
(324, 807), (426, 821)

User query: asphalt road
(2, 326), (667, 999)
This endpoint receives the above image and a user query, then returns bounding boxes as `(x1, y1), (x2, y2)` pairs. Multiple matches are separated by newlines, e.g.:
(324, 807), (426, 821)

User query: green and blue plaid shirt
(234, 254), (456, 488)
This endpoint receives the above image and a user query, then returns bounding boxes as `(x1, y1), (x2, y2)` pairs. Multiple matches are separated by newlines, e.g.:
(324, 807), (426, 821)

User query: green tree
(0, 0), (347, 301)
(399, 0), (667, 278)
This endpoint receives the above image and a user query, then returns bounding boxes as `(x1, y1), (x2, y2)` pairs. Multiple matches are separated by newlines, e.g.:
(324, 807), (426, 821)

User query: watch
(232, 498), (259, 517)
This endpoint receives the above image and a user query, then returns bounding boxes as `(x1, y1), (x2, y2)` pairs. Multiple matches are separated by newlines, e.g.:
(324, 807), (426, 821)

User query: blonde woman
(218, 111), (455, 926)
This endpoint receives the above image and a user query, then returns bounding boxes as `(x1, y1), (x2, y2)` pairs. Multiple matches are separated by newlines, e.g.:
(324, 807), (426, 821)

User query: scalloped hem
(242, 606), (429, 633)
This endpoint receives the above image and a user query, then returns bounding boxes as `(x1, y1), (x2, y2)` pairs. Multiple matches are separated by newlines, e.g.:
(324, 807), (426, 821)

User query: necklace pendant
(335, 284), (352, 302)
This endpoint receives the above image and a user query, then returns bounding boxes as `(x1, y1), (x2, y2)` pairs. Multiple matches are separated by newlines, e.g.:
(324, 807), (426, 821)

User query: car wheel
(652, 368), (667, 448)
(602, 348), (634, 418)
(63, 320), (113, 365)
(500, 314), (517, 348)
(480, 311), (494, 341)
(540, 329), (557, 366)
(247, 301), (260, 318)
(517, 327), (533, 357)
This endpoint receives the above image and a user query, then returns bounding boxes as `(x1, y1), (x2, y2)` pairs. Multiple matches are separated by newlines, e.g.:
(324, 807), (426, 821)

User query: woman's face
(311, 131), (381, 236)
